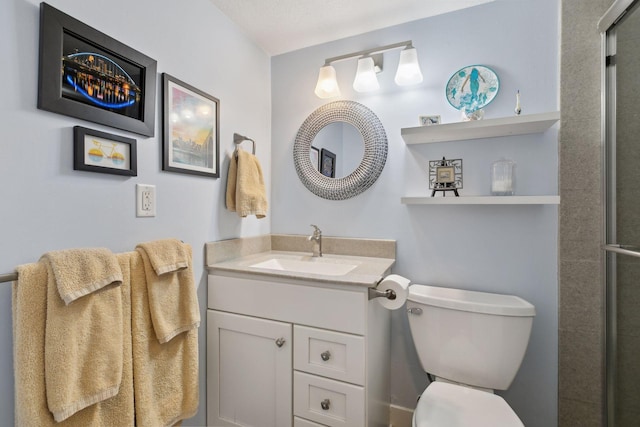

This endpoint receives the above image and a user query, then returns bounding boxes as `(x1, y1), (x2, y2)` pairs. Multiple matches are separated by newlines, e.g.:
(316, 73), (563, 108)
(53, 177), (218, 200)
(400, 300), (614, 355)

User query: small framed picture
(428, 158), (463, 191)
(419, 115), (441, 126)
(73, 126), (137, 176)
(320, 148), (336, 178)
(310, 146), (320, 170)
(436, 166), (455, 183)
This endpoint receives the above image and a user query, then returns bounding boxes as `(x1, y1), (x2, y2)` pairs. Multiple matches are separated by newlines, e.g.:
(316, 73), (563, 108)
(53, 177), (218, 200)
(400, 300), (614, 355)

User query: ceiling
(208, 0), (496, 56)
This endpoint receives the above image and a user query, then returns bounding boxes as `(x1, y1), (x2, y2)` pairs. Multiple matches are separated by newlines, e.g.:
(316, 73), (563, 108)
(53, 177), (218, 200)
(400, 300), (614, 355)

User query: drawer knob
(275, 337), (286, 347)
(320, 399), (331, 410)
(320, 350), (331, 361)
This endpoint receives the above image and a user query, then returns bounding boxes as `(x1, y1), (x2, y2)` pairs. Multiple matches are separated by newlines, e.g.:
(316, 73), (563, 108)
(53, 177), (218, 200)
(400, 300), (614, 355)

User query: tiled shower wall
(559, 0), (614, 425)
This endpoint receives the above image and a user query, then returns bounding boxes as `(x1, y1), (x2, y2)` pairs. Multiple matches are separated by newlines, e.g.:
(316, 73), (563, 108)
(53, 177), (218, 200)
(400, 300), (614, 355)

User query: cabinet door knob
(320, 399), (331, 410)
(275, 337), (286, 347)
(320, 350), (331, 361)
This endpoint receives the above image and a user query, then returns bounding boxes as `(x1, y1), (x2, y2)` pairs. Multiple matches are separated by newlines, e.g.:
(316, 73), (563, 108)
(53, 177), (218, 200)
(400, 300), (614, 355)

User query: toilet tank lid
(407, 284), (536, 317)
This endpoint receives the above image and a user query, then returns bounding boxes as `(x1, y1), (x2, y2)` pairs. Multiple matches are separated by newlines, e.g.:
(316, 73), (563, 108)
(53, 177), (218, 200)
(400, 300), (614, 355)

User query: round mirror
(310, 122), (364, 178)
(294, 101), (388, 200)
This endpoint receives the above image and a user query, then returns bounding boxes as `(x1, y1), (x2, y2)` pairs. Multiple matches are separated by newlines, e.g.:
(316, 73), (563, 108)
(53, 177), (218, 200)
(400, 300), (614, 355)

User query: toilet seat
(413, 382), (524, 427)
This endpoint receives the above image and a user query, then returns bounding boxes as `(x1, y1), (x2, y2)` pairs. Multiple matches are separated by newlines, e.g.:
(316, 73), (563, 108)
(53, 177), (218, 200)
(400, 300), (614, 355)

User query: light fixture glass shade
(394, 47), (423, 86)
(353, 57), (380, 92)
(314, 65), (341, 98)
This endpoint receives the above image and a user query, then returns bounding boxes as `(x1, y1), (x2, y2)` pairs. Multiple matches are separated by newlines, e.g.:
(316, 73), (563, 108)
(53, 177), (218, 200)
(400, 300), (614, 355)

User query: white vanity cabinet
(207, 311), (292, 427)
(207, 272), (391, 427)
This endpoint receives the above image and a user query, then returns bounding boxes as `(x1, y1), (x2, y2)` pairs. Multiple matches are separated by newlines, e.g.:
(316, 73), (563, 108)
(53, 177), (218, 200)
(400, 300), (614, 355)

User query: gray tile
(559, 260), (604, 332)
(614, 187), (640, 243)
(616, 333), (640, 415)
(559, 190), (603, 242)
(561, 0), (609, 52)
(615, 405), (640, 427)
(559, 235), (603, 262)
(560, 60), (602, 125)
(559, 328), (604, 404)
(616, 260), (640, 337)
(559, 143), (602, 191)
(559, 397), (604, 427)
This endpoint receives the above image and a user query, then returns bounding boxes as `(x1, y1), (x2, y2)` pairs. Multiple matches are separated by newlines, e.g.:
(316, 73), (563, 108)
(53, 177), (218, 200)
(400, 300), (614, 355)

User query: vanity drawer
(294, 417), (326, 427)
(209, 274), (366, 334)
(294, 371), (365, 427)
(294, 325), (365, 385)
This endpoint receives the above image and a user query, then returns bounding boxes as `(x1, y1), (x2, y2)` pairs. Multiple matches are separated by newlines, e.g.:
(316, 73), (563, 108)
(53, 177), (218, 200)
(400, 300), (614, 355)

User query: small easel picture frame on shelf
(429, 157), (463, 197)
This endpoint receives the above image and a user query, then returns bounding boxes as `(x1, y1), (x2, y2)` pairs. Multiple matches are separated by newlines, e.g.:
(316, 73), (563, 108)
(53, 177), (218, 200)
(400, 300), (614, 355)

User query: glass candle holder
(491, 158), (516, 196)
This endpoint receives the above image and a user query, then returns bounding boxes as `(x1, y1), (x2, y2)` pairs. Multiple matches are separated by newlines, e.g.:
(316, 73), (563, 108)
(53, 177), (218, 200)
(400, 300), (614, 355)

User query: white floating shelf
(401, 111), (560, 144)
(401, 196), (560, 205)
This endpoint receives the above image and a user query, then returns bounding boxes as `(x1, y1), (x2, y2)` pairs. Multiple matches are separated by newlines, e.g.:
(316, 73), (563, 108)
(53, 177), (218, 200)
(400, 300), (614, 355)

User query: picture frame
(320, 148), (336, 178)
(310, 146), (320, 171)
(419, 115), (441, 126)
(73, 126), (137, 176)
(429, 157), (463, 194)
(436, 166), (455, 183)
(162, 73), (220, 178)
(38, 3), (157, 137)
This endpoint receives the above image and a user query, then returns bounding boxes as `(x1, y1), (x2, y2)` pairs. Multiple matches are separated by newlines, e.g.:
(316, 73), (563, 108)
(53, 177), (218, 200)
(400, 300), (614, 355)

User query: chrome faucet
(308, 224), (322, 257)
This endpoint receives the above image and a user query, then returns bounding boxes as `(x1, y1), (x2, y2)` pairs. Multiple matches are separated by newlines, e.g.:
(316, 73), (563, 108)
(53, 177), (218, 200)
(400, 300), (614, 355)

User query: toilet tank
(406, 284), (535, 391)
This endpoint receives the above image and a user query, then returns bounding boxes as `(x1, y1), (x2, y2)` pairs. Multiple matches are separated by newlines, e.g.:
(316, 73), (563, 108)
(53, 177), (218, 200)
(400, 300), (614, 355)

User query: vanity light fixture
(353, 56), (380, 93)
(314, 40), (423, 99)
(395, 46), (423, 86)
(314, 65), (341, 98)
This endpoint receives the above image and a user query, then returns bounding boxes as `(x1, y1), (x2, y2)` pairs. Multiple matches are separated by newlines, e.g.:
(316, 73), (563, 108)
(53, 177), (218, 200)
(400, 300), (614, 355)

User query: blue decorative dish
(446, 65), (500, 113)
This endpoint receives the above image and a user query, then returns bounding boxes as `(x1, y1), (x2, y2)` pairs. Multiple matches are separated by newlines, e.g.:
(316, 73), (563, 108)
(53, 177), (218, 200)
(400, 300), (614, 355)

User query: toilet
(406, 284), (536, 427)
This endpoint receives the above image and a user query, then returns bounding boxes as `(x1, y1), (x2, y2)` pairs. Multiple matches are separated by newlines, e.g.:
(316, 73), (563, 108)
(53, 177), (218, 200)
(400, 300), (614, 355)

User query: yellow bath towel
(136, 238), (188, 275)
(136, 239), (201, 344)
(40, 249), (124, 422)
(12, 255), (134, 426)
(226, 147), (268, 218)
(130, 250), (199, 426)
(42, 247), (123, 304)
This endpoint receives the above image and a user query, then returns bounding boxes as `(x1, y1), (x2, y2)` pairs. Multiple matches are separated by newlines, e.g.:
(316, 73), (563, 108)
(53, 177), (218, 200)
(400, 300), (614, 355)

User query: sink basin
(249, 256), (358, 276)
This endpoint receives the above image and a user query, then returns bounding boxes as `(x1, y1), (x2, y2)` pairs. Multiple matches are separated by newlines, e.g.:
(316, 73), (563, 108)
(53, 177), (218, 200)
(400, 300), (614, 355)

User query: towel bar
(233, 133), (256, 155)
(1, 272), (18, 283)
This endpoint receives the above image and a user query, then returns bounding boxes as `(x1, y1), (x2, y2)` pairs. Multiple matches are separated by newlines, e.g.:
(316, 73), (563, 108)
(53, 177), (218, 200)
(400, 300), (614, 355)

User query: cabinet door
(207, 310), (292, 427)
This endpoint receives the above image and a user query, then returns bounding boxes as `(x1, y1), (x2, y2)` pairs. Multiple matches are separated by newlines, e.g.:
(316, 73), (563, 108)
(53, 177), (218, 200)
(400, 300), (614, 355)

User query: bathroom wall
(0, 0), (271, 425)
(558, 0), (614, 425)
(272, 1), (559, 426)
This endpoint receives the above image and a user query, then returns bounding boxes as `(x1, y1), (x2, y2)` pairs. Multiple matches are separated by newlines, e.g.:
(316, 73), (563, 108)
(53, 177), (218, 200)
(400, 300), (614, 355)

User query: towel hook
(233, 133), (256, 155)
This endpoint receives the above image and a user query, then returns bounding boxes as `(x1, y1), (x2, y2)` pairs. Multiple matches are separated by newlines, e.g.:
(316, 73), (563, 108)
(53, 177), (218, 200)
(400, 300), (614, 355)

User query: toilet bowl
(406, 284), (535, 427)
(412, 382), (524, 427)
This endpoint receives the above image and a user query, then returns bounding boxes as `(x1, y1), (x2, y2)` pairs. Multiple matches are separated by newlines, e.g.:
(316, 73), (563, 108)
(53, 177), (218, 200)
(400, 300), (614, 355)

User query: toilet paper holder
(368, 287), (397, 301)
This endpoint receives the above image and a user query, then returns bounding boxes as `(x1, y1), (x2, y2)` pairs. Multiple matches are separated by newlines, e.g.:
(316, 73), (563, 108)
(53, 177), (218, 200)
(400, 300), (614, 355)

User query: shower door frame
(599, 1), (640, 425)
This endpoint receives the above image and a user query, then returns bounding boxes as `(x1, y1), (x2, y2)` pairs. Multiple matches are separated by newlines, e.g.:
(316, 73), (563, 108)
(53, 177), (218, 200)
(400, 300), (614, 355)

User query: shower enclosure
(600, 0), (640, 425)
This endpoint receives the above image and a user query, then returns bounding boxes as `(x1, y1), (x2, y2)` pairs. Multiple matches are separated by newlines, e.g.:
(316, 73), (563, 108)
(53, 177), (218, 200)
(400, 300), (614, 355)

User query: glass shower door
(602, 0), (640, 425)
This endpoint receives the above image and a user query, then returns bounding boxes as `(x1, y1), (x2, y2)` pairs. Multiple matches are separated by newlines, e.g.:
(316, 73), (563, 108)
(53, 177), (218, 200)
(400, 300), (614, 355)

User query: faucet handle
(310, 224), (321, 235)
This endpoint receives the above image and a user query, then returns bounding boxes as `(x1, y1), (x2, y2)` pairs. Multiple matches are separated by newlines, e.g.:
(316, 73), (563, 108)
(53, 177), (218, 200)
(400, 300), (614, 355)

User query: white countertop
(207, 250), (395, 287)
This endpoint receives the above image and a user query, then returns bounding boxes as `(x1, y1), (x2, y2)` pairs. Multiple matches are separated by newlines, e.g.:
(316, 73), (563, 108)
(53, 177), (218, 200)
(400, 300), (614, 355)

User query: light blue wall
(0, 0), (271, 425)
(271, 1), (559, 426)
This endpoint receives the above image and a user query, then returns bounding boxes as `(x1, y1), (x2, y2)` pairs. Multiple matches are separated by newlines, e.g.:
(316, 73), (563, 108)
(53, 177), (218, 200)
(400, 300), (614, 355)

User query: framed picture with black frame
(320, 148), (336, 178)
(162, 73), (220, 178)
(37, 2), (157, 137)
(73, 126), (137, 176)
